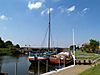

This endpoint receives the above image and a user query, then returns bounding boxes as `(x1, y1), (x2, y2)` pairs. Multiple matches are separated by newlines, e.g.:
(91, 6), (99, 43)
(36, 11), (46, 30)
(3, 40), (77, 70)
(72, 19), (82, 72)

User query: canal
(0, 55), (73, 75)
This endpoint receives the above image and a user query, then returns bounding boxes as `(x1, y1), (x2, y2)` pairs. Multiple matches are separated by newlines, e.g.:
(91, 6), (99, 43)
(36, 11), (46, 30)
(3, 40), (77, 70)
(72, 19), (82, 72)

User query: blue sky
(0, 0), (100, 48)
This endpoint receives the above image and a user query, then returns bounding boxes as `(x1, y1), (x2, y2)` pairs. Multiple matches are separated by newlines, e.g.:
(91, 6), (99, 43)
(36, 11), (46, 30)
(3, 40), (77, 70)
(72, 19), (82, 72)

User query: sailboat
(49, 30), (75, 65)
(28, 8), (52, 64)
(28, 8), (73, 65)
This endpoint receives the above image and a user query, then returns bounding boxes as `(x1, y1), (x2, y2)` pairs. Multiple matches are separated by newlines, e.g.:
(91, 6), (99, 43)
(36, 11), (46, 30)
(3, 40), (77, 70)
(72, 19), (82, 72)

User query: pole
(73, 29), (75, 65)
(64, 56), (65, 67)
(38, 60), (40, 75)
(59, 57), (60, 69)
(48, 8), (51, 50)
(46, 60), (48, 72)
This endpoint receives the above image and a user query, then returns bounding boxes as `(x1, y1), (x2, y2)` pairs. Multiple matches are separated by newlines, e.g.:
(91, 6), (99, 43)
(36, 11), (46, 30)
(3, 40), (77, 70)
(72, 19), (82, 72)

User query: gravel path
(49, 65), (91, 75)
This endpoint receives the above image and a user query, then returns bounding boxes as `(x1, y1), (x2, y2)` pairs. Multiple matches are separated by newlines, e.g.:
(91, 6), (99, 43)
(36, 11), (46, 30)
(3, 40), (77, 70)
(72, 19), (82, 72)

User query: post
(59, 57), (60, 69)
(38, 60), (40, 75)
(64, 56), (65, 67)
(46, 60), (48, 72)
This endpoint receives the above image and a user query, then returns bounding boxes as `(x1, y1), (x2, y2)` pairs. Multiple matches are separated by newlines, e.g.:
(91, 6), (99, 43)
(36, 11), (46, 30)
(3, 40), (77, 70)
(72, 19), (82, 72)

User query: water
(0, 55), (72, 75)
(0, 55), (30, 75)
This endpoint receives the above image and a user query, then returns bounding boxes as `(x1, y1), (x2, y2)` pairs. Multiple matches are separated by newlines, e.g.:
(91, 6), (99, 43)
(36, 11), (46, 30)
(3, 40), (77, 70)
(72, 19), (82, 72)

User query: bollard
(84, 60), (86, 65)
(89, 60), (92, 64)
(78, 60), (81, 65)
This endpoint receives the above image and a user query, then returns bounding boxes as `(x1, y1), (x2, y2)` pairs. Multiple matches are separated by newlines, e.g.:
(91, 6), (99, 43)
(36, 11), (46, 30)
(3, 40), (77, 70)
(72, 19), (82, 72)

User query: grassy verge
(75, 50), (100, 60)
(79, 64), (100, 75)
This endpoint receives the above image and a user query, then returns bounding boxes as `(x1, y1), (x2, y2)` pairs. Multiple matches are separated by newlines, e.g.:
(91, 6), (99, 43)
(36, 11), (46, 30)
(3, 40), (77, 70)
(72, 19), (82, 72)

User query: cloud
(28, 1), (43, 10)
(58, 6), (65, 13)
(0, 15), (9, 21)
(58, 5), (76, 15)
(82, 8), (89, 14)
(41, 8), (54, 15)
(67, 5), (76, 13)
(41, 9), (47, 15)
(78, 8), (89, 16)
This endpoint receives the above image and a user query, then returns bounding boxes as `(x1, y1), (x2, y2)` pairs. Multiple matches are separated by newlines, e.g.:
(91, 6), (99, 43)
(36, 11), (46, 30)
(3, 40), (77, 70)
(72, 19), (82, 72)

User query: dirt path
(49, 65), (91, 75)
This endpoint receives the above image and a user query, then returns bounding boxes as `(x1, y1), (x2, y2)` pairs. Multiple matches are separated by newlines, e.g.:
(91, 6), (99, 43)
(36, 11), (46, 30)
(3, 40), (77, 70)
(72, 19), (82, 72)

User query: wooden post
(46, 60), (48, 72)
(59, 56), (60, 69)
(38, 60), (40, 75)
(64, 56), (66, 67)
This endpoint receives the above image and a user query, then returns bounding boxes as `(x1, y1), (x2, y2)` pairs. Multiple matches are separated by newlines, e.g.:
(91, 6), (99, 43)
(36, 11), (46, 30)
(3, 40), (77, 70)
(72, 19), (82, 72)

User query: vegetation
(0, 38), (5, 48)
(75, 50), (100, 60)
(69, 45), (78, 51)
(79, 64), (100, 75)
(82, 39), (99, 52)
(0, 37), (20, 56)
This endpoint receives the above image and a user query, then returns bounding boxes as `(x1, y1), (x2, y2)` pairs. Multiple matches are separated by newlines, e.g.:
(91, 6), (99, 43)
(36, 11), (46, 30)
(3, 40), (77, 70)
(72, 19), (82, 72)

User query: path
(49, 65), (91, 75)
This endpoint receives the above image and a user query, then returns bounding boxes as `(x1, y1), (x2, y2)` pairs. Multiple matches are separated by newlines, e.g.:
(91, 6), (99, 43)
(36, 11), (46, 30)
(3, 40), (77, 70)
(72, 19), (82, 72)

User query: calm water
(0, 55), (30, 75)
(0, 55), (67, 75)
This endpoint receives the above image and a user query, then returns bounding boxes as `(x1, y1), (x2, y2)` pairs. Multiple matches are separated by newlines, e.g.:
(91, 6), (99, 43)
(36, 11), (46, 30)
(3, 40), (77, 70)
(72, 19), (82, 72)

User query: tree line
(70, 39), (100, 53)
(0, 37), (20, 48)
(0, 37), (20, 55)
(82, 39), (99, 52)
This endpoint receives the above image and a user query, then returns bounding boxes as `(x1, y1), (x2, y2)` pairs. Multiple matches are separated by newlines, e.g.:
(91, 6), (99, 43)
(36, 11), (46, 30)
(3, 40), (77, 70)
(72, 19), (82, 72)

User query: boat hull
(49, 58), (66, 65)
(28, 56), (48, 64)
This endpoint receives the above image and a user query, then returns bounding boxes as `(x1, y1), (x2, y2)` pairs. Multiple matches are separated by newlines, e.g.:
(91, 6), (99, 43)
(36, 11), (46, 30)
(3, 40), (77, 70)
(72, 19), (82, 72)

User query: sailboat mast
(48, 8), (51, 50)
(73, 29), (75, 65)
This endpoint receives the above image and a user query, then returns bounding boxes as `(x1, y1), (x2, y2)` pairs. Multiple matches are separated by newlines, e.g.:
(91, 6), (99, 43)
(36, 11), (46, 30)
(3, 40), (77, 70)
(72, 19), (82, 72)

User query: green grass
(79, 64), (100, 75)
(75, 50), (100, 60)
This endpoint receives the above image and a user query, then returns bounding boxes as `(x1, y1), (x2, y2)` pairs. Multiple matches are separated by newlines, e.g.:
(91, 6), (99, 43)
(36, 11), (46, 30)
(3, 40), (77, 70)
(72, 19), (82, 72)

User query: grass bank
(75, 50), (100, 60)
(79, 64), (100, 75)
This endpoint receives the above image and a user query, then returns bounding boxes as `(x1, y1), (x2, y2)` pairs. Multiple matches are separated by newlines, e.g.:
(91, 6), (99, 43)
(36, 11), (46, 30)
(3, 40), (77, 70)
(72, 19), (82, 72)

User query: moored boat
(49, 52), (73, 65)
(28, 51), (48, 64)
(28, 8), (52, 64)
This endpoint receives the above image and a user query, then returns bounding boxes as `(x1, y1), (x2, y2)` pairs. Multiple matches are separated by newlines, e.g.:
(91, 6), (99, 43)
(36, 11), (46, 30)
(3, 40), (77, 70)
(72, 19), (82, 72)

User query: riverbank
(0, 48), (22, 56)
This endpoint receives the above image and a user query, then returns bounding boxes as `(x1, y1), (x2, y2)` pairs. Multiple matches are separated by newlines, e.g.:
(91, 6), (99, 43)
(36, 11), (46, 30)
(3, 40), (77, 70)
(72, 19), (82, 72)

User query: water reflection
(28, 64), (46, 75)
(0, 56), (30, 75)
(28, 61), (66, 75)
(0, 56), (73, 75)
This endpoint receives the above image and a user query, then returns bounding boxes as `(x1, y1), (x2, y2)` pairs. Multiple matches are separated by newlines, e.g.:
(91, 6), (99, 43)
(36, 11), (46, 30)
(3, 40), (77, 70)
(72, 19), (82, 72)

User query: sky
(0, 0), (100, 48)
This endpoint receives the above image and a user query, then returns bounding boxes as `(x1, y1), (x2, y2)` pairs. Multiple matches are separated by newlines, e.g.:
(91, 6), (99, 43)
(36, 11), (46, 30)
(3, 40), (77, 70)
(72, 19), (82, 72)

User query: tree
(89, 39), (99, 51)
(0, 37), (5, 48)
(15, 44), (20, 48)
(69, 45), (76, 51)
(5, 41), (13, 48)
(82, 43), (90, 52)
